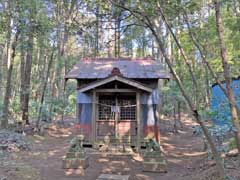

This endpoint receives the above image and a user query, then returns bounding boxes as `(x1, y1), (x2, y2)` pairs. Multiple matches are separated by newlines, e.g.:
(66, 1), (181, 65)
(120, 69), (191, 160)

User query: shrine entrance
(96, 93), (137, 144)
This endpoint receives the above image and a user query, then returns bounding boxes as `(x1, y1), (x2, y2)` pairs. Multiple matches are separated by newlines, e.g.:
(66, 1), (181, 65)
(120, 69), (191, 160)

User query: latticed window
(98, 98), (115, 120)
(98, 95), (136, 121)
(119, 99), (136, 120)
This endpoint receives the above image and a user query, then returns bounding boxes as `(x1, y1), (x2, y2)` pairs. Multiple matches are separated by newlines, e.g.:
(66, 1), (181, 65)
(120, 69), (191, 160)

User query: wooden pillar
(115, 95), (118, 144)
(136, 92), (141, 151)
(92, 91), (96, 143)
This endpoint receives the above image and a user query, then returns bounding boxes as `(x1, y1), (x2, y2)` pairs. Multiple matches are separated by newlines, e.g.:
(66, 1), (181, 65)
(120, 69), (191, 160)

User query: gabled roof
(65, 58), (170, 79)
(78, 75), (153, 93)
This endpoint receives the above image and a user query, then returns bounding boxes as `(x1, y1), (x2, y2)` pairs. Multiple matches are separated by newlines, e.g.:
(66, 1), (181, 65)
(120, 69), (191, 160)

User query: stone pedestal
(62, 156), (89, 169)
(142, 151), (167, 173)
(62, 135), (89, 169)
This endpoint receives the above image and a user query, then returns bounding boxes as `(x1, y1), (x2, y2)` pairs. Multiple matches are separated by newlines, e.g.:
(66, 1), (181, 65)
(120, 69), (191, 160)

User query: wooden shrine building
(65, 57), (170, 147)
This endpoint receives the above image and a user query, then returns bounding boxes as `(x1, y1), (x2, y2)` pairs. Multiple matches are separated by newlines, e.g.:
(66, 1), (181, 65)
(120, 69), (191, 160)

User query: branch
(156, 2), (200, 108)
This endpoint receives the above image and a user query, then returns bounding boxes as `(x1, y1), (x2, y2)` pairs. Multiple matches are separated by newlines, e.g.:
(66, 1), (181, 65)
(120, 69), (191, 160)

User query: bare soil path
(0, 116), (207, 180)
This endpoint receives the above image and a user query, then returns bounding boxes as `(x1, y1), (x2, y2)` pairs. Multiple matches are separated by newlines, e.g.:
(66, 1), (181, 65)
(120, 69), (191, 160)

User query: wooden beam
(95, 89), (138, 93)
(136, 92), (141, 151)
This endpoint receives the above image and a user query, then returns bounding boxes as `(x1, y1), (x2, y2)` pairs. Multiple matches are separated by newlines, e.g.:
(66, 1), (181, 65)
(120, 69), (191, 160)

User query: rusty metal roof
(65, 58), (170, 79)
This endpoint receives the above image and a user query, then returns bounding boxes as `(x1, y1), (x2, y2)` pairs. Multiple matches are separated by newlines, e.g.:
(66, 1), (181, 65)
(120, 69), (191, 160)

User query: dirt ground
(0, 115), (239, 180)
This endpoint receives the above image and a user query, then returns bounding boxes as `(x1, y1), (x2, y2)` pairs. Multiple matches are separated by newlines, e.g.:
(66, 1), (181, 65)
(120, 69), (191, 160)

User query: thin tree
(110, 1), (226, 179)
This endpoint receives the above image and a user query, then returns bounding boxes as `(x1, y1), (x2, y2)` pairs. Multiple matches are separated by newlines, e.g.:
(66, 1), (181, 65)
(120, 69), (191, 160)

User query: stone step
(96, 174), (130, 180)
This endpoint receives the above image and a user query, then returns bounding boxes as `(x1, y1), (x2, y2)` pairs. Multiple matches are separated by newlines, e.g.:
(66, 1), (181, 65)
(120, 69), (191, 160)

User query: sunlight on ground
(162, 143), (175, 150)
(32, 152), (41, 156)
(48, 149), (60, 156)
(65, 168), (85, 176)
(183, 152), (207, 157)
(98, 158), (109, 162)
(33, 135), (45, 140)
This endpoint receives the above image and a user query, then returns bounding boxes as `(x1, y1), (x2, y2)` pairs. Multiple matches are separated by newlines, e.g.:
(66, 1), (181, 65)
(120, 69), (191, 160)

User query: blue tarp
(78, 104), (92, 124)
(211, 79), (240, 125)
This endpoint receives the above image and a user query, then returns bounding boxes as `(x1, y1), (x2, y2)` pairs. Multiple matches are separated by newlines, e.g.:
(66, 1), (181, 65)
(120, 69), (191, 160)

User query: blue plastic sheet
(211, 79), (240, 125)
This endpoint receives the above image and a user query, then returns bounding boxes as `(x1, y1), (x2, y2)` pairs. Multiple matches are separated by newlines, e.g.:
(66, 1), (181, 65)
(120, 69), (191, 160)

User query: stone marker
(142, 138), (167, 173)
(62, 134), (89, 169)
(96, 174), (130, 180)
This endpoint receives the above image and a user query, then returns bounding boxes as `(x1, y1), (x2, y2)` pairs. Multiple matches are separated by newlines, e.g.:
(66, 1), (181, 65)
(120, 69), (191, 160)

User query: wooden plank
(92, 91), (96, 142)
(136, 92), (141, 151)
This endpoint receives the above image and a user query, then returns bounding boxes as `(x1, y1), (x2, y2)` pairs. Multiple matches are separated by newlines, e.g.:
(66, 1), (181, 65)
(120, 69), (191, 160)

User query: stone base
(142, 151), (167, 173)
(62, 156), (89, 169)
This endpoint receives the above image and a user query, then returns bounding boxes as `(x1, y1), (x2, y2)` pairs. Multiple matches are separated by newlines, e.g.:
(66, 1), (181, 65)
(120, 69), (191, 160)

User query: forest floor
(0, 115), (239, 180)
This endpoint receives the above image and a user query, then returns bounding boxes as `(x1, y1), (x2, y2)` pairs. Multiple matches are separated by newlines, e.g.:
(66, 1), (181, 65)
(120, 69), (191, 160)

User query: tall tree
(214, 0), (240, 152)
(2, 27), (20, 128)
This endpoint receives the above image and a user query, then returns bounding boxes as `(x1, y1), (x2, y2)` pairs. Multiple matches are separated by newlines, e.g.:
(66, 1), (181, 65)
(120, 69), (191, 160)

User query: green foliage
(0, 0), (239, 127)
(161, 81), (185, 115)
(228, 137), (237, 150)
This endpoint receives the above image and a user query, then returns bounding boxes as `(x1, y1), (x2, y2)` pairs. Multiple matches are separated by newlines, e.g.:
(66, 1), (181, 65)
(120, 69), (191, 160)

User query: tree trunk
(204, 66), (210, 107)
(214, 0), (240, 152)
(232, 0), (240, 14)
(0, 45), (3, 98)
(177, 101), (183, 128)
(22, 32), (34, 125)
(20, 41), (26, 125)
(36, 49), (55, 128)
(173, 103), (178, 133)
(95, 6), (99, 57)
(1, 29), (20, 128)
(166, 29), (172, 62)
